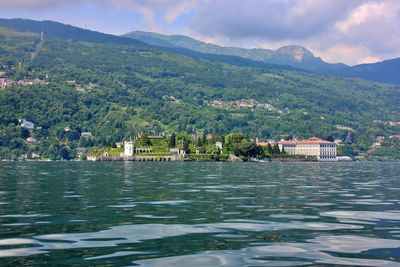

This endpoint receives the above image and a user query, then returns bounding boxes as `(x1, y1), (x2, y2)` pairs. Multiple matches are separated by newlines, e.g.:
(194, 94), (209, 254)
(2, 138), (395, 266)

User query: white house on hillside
(21, 119), (35, 130)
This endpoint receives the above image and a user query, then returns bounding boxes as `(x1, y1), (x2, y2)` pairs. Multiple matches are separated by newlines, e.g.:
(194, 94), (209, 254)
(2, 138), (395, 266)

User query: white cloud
(336, 1), (399, 33)
(107, 0), (198, 33)
(0, 0), (107, 10)
(314, 44), (381, 65)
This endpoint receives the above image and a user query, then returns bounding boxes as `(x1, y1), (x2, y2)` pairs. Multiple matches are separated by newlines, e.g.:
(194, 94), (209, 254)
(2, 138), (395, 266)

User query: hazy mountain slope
(124, 31), (348, 73)
(339, 58), (400, 85)
(0, 19), (296, 73)
(125, 31), (400, 85)
(0, 18), (149, 47)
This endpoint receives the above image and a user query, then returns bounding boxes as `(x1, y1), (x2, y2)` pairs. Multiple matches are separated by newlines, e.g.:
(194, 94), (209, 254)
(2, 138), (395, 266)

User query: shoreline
(3, 155), (399, 163)
(3, 158), (400, 163)
(0, 158), (356, 163)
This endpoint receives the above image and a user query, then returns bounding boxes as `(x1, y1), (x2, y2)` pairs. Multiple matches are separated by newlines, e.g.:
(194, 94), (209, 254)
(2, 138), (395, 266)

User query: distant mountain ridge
(0, 18), (149, 47)
(2, 19), (397, 85)
(124, 31), (345, 73)
(125, 31), (400, 85)
(337, 57), (400, 85)
(0, 18), (298, 73)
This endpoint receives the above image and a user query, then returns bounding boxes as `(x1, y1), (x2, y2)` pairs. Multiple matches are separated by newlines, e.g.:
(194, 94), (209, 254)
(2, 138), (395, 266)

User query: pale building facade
(124, 140), (152, 157)
(124, 141), (134, 157)
(20, 119), (35, 130)
(216, 142), (223, 150)
(278, 137), (337, 161)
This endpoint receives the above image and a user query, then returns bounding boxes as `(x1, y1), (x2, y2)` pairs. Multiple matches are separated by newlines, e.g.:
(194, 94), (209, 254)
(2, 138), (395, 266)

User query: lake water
(0, 162), (399, 266)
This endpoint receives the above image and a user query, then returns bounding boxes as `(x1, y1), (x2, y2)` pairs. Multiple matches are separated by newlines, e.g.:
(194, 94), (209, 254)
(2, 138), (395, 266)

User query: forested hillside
(125, 31), (347, 73)
(0, 20), (399, 159)
(126, 31), (400, 85)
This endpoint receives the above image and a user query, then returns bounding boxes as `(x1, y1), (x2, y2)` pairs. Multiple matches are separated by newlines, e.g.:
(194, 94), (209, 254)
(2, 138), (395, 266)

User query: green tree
(182, 140), (190, 153)
(326, 135), (335, 142)
(202, 134), (207, 146)
(140, 134), (151, 146)
(59, 146), (70, 160)
(266, 143), (273, 155)
(20, 128), (30, 138)
(199, 146), (206, 153)
(233, 141), (263, 158)
(280, 145), (286, 155)
(225, 133), (245, 144)
(168, 133), (176, 148)
(272, 144), (280, 155)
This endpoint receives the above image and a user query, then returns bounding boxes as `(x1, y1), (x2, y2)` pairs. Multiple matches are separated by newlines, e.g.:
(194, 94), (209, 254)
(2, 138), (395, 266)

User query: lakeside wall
(91, 155), (182, 162)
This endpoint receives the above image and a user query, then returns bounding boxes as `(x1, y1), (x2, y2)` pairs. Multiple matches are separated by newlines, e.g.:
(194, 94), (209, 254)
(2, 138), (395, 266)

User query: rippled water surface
(0, 162), (399, 266)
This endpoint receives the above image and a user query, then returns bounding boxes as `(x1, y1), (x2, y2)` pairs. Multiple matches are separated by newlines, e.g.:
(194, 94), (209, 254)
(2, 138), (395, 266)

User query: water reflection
(0, 162), (399, 266)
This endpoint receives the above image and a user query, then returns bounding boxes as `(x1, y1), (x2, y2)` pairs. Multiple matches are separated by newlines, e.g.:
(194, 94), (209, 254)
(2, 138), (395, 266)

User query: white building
(31, 152), (40, 159)
(21, 120), (35, 130)
(216, 141), (223, 150)
(26, 137), (37, 145)
(81, 132), (92, 138)
(124, 140), (152, 157)
(278, 137), (337, 161)
(124, 140), (134, 157)
(169, 148), (185, 156)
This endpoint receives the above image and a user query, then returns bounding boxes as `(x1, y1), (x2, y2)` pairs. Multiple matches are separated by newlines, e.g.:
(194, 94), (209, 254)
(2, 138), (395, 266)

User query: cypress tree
(272, 144), (280, 155)
(168, 133), (176, 148)
(202, 134), (207, 145)
(281, 145), (285, 155)
(266, 144), (273, 155)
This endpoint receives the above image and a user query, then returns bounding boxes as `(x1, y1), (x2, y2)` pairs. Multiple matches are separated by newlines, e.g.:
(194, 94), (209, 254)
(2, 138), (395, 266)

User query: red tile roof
(278, 137), (335, 145)
(257, 142), (270, 147)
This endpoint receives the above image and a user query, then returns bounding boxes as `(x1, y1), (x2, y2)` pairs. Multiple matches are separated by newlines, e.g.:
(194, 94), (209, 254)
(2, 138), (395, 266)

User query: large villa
(278, 137), (337, 161)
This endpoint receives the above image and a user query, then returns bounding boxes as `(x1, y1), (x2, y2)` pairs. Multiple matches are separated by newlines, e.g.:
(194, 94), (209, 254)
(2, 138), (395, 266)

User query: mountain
(0, 19), (399, 160)
(124, 31), (348, 73)
(125, 31), (400, 85)
(0, 19), (297, 73)
(0, 18), (149, 47)
(339, 58), (400, 85)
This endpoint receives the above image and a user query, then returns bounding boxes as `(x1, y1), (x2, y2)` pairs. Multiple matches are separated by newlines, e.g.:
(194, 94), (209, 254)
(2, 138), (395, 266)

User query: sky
(0, 0), (399, 65)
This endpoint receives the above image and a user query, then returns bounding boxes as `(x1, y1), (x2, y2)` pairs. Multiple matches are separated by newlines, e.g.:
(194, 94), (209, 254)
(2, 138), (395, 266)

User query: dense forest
(0, 20), (399, 160)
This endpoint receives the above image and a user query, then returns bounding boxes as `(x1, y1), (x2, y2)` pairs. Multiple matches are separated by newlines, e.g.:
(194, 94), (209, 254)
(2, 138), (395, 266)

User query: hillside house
(256, 141), (270, 147)
(20, 119), (35, 130)
(0, 78), (15, 88)
(26, 137), (37, 145)
(81, 132), (92, 138)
